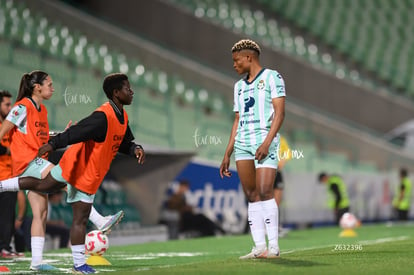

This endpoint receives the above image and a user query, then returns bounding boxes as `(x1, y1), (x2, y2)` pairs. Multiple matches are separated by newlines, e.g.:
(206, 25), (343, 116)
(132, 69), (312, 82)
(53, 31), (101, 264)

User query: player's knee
(259, 190), (273, 201)
(245, 190), (259, 202)
(33, 209), (48, 223)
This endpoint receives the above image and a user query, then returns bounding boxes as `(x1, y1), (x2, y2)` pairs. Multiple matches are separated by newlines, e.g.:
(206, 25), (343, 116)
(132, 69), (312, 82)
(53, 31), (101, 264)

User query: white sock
(0, 177), (19, 192)
(261, 199), (279, 248)
(31, 236), (45, 266)
(248, 201), (266, 249)
(89, 206), (106, 228)
(72, 244), (86, 267)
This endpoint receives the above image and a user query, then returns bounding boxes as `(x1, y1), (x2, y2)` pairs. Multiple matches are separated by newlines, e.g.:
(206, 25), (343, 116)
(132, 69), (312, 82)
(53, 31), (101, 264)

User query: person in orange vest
(0, 73), (145, 274)
(0, 72), (55, 270)
(0, 90), (24, 258)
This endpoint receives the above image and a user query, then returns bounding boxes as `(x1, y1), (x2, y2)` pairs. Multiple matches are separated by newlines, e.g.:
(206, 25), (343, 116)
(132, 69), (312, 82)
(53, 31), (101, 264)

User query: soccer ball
(85, 230), (109, 256)
(339, 212), (358, 229)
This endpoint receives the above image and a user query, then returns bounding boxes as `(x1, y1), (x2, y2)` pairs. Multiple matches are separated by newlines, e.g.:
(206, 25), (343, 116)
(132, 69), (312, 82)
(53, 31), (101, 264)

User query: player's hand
(64, 120), (73, 131)
(38, 143), (53, 157)
(64, 120), (78, 131)
(220, 157), (232, 178)
(255, 143), (269, 161)
(15, 219), (23, 230)
(135, 147), (145, 164)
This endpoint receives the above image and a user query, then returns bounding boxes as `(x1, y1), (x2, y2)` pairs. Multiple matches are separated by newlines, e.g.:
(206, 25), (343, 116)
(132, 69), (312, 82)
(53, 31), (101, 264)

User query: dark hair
(102, 73), (128, 99)
(17, 70), (48, 101)
(179, 180), (190, 187)
(318, 172), (327, 182)
(400, 168), (408, 178)
(0, 90), (12, 104)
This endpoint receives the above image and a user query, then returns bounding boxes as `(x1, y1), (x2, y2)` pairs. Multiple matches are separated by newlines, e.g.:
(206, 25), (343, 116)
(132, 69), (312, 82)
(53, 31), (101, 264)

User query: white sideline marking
(358, 236), (409, 245)
(124, 252), (205, 260)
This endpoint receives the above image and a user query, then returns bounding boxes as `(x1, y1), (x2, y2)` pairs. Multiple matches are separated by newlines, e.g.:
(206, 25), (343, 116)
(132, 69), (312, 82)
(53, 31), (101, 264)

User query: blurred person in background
(273, 135), (291, 237)
(318, 172), (350, 225)
(166, 180), (225, 237)
(0, 90), (24, 258)
(46, 191), (70, 248)
(392, 168), (412, 221)
(14, 191), (33, 253)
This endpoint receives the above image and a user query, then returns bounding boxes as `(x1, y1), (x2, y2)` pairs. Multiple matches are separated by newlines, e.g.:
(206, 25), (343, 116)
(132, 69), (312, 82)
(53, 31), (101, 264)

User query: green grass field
(2, 222), (413, 274)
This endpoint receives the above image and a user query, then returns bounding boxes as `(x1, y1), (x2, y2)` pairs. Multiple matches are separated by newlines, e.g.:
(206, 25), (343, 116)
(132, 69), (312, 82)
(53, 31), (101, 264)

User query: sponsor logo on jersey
(244, 97), (255, 113)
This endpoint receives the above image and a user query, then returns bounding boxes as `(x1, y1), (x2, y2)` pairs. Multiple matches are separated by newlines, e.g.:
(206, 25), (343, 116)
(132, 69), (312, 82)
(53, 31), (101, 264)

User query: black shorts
(273, 171), (284, 190)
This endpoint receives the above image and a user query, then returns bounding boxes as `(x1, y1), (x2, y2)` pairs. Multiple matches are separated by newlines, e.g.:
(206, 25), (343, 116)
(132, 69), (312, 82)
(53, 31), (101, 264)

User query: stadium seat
(257, 0), (414, 95)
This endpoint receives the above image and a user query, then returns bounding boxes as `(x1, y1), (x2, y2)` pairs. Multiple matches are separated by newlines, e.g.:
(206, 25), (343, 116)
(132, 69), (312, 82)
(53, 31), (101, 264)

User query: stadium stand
(170, 0), (381, 91)
(256, 0), (414, 95)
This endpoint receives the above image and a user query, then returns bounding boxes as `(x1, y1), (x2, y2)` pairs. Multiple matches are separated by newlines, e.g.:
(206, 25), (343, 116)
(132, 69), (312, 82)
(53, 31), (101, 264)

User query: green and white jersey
(233, 68), (285, 146)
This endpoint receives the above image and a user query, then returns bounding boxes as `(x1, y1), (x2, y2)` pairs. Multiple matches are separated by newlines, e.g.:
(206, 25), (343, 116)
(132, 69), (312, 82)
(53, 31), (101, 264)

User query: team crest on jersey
(35, 157), (44, 166)
(257, 80), (265, 90)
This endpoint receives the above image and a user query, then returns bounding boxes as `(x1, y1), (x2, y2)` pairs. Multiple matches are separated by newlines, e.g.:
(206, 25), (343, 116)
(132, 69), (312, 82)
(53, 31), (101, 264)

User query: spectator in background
(46, 191), (70, 248)
(166, 180), (225, 237)
(0, 90), (24, 258)
(392, 168), (412, 221)
(318, 173), (350, 225)
(14, 191), (32, 253)
(273, 135), (291, 237)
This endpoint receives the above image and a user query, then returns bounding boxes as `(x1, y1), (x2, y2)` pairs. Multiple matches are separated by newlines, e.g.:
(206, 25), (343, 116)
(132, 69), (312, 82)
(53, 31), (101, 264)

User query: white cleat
(239, 246), (268, 259)
(267, 245), (280, 258)
(99, 210), (124, 234)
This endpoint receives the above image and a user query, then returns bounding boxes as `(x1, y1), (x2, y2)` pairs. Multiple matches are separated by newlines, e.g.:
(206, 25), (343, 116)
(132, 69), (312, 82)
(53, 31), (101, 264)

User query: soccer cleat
(72, 264), (96, 274)
(239, 246), (268, 259)
(1, 249), (24, 258)
(267, 246), (280, 258)
(30, 263), (58, 271)
(99, 210), (124, 234)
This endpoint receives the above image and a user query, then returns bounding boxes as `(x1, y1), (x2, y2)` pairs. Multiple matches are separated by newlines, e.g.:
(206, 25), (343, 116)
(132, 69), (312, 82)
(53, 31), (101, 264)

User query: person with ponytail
(0, 71), (56, 271)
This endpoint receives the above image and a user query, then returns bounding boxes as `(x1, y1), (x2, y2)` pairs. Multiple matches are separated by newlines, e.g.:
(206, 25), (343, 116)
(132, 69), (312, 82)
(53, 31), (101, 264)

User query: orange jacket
(60, 102), (128, 194)
(0, 121), (12, 180)
(9, 98), (49, 176)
